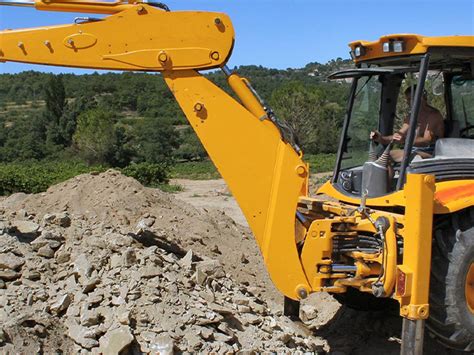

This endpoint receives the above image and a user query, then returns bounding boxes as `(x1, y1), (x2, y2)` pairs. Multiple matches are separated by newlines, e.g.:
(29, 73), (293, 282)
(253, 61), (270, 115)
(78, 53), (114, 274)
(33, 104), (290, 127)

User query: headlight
(354, 46), (366, 57)
(393, 40), (404, 53)
(382, 40), (404, 53)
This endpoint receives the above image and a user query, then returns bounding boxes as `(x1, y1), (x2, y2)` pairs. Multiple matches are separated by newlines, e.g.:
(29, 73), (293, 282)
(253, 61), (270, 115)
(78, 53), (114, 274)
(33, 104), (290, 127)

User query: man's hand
(393, 132), (404, 142)
(370, 130), (382, 142)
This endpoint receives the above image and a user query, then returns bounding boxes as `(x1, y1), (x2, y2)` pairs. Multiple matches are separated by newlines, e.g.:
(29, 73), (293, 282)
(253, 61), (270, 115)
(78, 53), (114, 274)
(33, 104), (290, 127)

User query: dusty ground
(0, 172), (460, 354)
(171, 177), (461, 355)
(171, 179), (247, 227)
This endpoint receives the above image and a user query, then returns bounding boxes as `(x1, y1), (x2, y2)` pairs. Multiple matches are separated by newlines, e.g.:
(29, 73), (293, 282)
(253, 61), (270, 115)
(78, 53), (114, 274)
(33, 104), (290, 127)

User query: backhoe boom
(0, 0), (312, 299)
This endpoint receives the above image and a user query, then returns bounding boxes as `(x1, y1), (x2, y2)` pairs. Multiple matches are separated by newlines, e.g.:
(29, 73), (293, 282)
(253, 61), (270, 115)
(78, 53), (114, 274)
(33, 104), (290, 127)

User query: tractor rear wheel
(427, 207), (474, 352)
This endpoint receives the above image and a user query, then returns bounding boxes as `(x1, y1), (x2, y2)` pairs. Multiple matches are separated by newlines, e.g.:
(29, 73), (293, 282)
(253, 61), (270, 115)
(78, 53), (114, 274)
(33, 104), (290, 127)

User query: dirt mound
(1, 170), (450, 354)
(0, 170), (325, 353)
(2, 170), (278, 300)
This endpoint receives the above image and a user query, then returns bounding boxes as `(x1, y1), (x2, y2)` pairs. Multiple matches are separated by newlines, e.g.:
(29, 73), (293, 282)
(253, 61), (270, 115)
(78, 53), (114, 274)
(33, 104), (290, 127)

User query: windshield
(451, 75), (474, 133)
(341, 75), (381, 169)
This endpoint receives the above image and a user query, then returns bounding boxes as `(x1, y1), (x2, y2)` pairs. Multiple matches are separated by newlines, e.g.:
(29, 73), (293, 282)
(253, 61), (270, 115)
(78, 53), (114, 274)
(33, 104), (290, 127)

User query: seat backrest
(434, 138), (474, 158)
(444, 120), (461, 138)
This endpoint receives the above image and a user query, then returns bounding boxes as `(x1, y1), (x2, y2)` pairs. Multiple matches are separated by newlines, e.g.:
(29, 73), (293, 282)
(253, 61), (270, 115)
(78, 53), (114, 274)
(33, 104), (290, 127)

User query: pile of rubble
(0, 171), (325, 353)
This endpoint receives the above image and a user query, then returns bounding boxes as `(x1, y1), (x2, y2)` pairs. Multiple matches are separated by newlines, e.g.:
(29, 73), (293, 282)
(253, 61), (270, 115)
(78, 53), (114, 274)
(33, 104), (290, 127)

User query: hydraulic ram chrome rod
(0, 0), (34, 7)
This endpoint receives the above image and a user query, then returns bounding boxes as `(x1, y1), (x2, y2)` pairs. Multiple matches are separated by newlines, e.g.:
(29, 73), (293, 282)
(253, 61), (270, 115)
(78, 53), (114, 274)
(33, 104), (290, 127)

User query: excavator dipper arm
(0, 0), (311, 300)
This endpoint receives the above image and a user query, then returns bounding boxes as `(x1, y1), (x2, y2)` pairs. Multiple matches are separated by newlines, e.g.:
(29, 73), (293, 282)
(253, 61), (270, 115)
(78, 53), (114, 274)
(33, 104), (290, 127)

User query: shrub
(0, 161), (106, 195)
(121, 162), (169, 186)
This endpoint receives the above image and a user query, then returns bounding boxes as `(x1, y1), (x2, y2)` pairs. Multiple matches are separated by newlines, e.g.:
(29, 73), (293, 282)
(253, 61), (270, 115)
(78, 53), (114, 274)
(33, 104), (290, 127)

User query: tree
(45, 75), (66, 121)
(58, 95), (97, 146)
(132, 117), (179, 165)
(73, 108), (116, 165)
(270, 81), (345, 154)
(270, 81), (323, 153)
(44, 75), (69, 147)
(173, 127), (207, 161)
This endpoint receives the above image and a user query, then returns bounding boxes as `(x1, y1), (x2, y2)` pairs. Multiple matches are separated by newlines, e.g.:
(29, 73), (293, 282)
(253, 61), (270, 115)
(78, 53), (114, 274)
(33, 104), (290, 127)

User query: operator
(370, 85), (445, 161)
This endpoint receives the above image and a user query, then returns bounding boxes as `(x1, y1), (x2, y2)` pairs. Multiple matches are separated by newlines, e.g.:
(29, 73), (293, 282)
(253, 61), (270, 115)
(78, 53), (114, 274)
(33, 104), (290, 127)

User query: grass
(169, 160), (220, 180)
(168, 153), (338, 181)
(158, 183), (183, 193)
(303, 153), (337, 174)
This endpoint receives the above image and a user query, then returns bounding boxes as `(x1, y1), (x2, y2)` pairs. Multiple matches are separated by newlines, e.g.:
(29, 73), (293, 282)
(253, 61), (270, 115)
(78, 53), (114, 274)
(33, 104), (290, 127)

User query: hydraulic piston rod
(0, 0), (34, 6)
(0, 0), (138, 14)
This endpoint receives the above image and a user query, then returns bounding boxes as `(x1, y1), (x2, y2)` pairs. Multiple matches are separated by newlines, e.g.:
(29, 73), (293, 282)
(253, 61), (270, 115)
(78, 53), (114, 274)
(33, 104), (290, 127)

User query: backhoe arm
(0, 0), (233, 71)
(0, 0), (311, 299)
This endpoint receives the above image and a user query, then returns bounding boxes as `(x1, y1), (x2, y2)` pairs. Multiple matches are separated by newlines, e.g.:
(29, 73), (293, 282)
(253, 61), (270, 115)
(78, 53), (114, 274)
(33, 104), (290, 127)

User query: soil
(171, 177), (460, 355)
(0, 171), (459, 354)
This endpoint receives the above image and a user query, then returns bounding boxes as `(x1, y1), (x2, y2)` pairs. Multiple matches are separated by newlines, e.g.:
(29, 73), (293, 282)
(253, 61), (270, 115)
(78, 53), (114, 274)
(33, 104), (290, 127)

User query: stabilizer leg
(400, 318), (424, 355)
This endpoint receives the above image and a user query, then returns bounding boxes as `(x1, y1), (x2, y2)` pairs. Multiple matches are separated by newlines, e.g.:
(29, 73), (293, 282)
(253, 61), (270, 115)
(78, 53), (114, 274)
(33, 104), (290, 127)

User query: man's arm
(413, 112), (444, 147)
(371, 123), (409, 144)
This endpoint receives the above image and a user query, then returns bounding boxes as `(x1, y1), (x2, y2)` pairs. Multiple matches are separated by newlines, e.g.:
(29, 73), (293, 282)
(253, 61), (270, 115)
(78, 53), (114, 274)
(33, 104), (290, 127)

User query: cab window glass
(451, 76), (474, 131)
(341, 76), (381, 169)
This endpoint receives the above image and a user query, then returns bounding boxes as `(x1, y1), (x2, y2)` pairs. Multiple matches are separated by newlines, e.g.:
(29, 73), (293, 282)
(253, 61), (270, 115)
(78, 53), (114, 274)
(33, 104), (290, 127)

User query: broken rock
(0, 269), (21, 281)
(141, 265), (161, 279)
(300, 305), (318, 322)
(149, 334), (174, 355)
(68, 323), (98, 349)
(99, 326), (134, 355)
(11, 220), (40, 235)
(37, 245), (55, 258)
(50, 293), (72, 314)
(73, 254), (92, 279)
(55, 212), (71, 227)
(0, 252), (25, 270)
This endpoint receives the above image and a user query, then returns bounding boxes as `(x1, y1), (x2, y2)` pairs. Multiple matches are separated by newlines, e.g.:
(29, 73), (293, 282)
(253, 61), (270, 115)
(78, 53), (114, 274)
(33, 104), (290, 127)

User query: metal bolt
(67, 39), (74, 46)
(210, 51), (220, 61)
(375, 216), (390, 233)
(17, 42), (24, 48)
(424, 175), (435, 184)
(214, 17), (221, 25)
(44, 40), (51, 47)
(296, 165), (307, 177)
(158, 51), (168, 63)
(194, 102), (204, 112)
(137, 5), (145, 14)
(297, 287), (308, 300)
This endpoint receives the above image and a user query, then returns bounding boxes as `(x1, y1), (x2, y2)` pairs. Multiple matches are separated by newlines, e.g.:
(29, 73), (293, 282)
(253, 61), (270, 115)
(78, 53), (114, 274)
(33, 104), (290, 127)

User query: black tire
(427, 207), (474, 352)
(333, 286), (399, 312)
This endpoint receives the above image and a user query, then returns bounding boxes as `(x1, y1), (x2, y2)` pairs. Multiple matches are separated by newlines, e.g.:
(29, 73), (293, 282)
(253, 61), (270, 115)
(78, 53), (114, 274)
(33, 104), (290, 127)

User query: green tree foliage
(0, 112), (48, 161)
(271, 82), (323, 151)
(132, 117), (180, 165)
(73, 108), (117, 165)
(121, 162), (168, 186)
(0, 161), (106, 195)
(0, 59), (352, 187)
(271, 82), (345, 154)
(173, 127), (207, 161)
(45, 75), (66, 120)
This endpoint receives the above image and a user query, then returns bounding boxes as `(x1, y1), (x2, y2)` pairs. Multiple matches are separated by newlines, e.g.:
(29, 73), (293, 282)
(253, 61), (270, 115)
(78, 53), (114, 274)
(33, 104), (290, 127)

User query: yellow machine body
(0, 1), (473, 321)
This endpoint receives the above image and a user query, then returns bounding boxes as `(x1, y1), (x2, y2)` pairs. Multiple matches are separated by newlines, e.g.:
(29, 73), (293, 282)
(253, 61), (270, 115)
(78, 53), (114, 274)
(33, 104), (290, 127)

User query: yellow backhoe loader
(0, 1), (472, 353)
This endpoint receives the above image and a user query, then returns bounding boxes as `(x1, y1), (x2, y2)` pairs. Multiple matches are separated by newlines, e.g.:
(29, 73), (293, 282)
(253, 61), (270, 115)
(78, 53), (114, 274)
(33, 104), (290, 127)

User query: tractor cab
(325, 34), (474, 199)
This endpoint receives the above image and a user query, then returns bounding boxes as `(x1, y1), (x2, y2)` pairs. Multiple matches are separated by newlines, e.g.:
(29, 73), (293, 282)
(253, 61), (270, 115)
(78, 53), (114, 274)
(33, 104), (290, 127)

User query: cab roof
(349, 34), (474, 67)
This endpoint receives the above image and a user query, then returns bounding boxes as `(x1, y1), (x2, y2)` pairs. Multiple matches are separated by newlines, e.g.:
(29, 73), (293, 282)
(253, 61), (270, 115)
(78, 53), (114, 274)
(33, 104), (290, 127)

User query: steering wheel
(460, 124), (474, 139)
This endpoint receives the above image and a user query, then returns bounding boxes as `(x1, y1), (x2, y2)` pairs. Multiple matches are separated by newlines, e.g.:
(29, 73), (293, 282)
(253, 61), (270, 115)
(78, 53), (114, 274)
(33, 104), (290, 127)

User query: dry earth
(0, 171), (459, 354)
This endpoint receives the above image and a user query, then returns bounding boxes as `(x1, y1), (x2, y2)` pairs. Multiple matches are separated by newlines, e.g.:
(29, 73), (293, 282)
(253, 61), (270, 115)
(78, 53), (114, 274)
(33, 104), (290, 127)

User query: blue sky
(0, 0), (473, 74)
